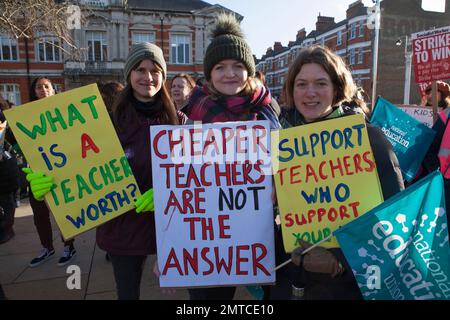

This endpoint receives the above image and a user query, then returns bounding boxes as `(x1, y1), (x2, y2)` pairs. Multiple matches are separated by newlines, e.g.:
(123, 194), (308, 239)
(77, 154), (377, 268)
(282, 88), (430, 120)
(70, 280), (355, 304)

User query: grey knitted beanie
(124, 42), (167, 81)
(204, 14), (255, 81)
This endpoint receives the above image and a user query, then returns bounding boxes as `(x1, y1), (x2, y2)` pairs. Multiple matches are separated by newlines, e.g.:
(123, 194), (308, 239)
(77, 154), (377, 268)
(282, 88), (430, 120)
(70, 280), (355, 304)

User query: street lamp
(396, 36), (413, 105)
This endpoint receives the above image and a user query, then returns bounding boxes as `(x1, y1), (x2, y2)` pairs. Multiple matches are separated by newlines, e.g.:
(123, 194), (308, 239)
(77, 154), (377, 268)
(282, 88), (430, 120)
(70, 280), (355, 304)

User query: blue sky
(212, 0), (445, 58)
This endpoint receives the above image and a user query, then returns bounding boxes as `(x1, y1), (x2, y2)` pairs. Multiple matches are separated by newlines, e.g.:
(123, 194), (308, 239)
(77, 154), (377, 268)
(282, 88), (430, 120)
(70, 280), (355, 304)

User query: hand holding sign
(291, 239), (344, 277)
(135, 189), (154, 213)
(23, 167), (54, 200)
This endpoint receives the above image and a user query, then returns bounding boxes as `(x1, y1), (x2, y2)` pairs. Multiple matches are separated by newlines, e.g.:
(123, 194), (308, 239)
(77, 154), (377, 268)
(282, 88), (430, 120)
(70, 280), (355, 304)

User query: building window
(132, 32), (155, 45)
(320, 37), (325, 47)
(359, 22), (365, 37)
(0, 84), (21, 106)
(86, 31), (107, 61)
(358, 48), (363, 64)
(36, 34), (61, 62)
(170, 34), (190, 64)
(350, 23), (356, 39)
(337, 31), (342, 46)
(279, 59), (284, 68)
(54, 84), (63, 93)
(349, 48), (355, 65)
(0, 35), (18, 61)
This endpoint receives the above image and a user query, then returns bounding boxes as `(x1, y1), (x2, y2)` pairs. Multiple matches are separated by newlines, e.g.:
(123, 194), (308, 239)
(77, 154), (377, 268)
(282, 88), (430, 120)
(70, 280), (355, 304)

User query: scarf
(186, 84), (273, 124)
(131, 94), (164, 119)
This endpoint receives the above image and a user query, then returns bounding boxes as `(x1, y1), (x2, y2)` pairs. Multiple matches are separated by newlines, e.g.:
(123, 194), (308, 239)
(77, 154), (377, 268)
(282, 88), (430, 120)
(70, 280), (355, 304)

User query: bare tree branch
(0, 0), (89, 61)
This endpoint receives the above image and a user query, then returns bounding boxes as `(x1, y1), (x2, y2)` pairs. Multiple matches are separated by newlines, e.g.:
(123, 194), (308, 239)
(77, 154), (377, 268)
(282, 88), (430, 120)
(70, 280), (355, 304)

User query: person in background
(98, 81), (125, 112)
(183, 13), (281, 300)
(170, 73), (195, 111)
(277, 45), (404, 300)
(421, 81), (450, 225)
(0, 96), (19, 245)
(23, 77), (77, 267)
(421, 81), (450, 111)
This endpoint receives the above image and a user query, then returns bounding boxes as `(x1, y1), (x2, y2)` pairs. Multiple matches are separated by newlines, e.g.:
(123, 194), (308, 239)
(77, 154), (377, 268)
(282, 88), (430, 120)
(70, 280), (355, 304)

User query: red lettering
(183, 248), (198, 275)
(290, 165), (302, 184)
(201, 247), (214, 275)
(307, 209), (316, 224)
(285, 213), (294, 227)
(343, 155), (354, 175)
(80, 133), (100, 159)
(353, 153), (364, 173)
(164, 191), (183, 215)
(236, 245), (250, 275)
(305, 164), (318, 183)
(162, 248), (183, 275)
(168, 129), (184, 156)
(214, 246), (233, 275)
(152, 130), (167, 159)
(318, 161), (328, 179)
(363, 151), (376, 172)
(252, 243), (270, 276)
(218, 215), (231, 239)
(183, 217), (201, 240)
(349, 201), (361, 217)
(252, 125), (268, 154)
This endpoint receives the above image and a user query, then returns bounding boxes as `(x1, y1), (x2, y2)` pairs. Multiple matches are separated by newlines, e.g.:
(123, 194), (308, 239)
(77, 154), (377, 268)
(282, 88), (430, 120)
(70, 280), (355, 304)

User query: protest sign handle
(432, 81), (438, 123)
(273, 234), (333, 272)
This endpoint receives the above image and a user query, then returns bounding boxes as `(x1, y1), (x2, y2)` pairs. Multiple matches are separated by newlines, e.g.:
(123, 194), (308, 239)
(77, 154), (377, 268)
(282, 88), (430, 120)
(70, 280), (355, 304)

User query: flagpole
(273, 234), (333, 272)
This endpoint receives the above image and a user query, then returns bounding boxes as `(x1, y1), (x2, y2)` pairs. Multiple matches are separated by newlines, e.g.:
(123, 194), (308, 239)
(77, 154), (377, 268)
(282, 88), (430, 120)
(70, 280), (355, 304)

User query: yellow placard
(271, 114), (383, 250)
(4, 84), (140, 239)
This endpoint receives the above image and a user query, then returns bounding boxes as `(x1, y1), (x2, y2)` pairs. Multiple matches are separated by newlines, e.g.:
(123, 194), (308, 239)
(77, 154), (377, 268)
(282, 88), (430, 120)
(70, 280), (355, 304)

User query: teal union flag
(370, 96), (435, 182)
(334, 171), (450, 300)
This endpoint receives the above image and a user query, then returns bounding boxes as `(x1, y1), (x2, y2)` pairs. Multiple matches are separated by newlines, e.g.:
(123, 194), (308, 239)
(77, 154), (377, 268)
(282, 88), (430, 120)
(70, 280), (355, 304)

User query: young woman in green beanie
(277, 45), (404, 300)
(183, 13), (281, 300)
(25, 43), (187, 300)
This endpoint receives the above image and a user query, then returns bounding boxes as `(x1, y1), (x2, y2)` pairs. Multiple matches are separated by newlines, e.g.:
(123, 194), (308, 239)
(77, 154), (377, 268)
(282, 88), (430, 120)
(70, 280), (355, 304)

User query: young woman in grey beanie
(95, 42), (187, 300)
(183, 13), (281, 300)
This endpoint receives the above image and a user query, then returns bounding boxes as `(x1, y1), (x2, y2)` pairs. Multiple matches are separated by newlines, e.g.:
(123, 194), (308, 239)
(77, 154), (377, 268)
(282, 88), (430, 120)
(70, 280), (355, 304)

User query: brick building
(256, 0), (373, 104)
(377, 0), (450, 105)
(0, 0), (238, 105)
(257, 0), (450, 107)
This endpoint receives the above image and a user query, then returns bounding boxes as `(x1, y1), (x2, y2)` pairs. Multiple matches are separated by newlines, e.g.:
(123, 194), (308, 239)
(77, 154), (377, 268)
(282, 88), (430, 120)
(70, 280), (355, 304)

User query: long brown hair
(112, 61), (178, 132)
(284, 45), (357, 109)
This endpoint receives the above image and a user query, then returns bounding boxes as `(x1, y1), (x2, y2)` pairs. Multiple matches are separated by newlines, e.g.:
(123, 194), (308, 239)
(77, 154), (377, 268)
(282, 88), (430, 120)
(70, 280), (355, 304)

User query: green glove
(135, 189), (154, 213)
(22, 168), (54, 201)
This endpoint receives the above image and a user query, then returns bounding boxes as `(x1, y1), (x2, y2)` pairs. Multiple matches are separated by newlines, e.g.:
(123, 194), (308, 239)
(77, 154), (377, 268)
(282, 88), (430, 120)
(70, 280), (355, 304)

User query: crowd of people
(1, 13), (449, 301)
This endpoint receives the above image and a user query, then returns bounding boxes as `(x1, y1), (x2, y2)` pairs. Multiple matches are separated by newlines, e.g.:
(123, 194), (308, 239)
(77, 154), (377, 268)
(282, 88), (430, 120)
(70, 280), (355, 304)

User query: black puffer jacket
(272, 104), (404, 300)
(0, 147), (19, 194)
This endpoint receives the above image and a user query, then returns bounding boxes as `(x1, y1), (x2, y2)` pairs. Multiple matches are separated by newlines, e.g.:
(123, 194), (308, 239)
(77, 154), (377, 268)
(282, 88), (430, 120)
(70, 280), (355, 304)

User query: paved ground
(0, 199), (253, 300)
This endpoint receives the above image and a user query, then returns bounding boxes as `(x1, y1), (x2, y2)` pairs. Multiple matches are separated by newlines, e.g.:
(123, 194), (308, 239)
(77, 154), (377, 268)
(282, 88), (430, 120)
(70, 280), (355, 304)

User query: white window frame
(86, 31), (108, 61)
(337, 31), (342, 46)
(170, 34), (191, 65)
(359, 22), (365, 37)
(131, 32), (155, 45)
(349, 48), (355, 65)
(358, 48), (363, 64)
(0, 84), (21, 105)
(0, 35), (18, 61)
(35, 33), (62, 62)
(350, 23), (356, 39)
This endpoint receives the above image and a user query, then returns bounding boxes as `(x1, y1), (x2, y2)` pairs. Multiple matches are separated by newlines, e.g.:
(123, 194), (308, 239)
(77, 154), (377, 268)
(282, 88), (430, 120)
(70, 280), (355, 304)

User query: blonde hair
(283, 45), (357, 109)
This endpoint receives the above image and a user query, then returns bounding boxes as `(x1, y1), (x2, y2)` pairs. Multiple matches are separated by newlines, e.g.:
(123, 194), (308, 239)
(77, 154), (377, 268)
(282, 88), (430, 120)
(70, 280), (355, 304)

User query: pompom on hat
(203, 13), (255, 81)
(124, 42), (167, 81)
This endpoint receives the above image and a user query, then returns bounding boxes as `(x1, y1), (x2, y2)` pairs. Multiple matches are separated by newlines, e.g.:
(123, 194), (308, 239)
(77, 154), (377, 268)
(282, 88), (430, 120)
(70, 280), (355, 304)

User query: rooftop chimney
(296, 28), (306, 42)
(316, 15), (335, 32)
